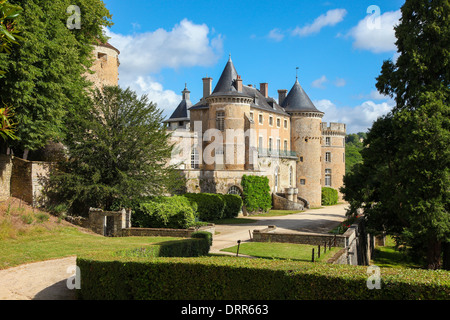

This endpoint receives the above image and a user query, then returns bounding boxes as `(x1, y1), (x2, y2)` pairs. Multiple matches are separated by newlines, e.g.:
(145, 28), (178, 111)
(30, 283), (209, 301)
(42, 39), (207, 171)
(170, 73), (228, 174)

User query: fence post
(312, 248), (315, 262)
(318, 245), (321, 258)
(324, 241), (327, 253)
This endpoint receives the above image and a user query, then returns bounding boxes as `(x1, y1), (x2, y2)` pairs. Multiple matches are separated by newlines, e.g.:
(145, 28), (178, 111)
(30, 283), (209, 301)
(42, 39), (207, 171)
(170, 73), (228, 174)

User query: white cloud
(315, 99), (394, 133)
(104, 19), (223, 117)
(334, 78), (346, 87)
(130, 76), (181, 117)
(311, 75), (328, 89)
(292, 9), (347, 37)
(348, 10), (401, 53)
(267, 28), (284, 42)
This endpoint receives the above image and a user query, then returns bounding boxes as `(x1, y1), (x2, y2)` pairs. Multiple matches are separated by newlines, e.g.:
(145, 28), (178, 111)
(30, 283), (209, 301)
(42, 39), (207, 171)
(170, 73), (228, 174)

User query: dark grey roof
(281, 79), (323, 113)
(165, 91), (192, 122)
(242, 85), (288, 116)
(210, 57), (252, 98)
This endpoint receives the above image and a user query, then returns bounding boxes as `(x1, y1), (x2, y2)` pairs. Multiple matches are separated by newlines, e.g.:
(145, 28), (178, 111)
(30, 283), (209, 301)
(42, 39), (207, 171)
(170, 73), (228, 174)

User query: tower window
(325, 152), (331, 162)
(216, 111), (225, 131)
(284, 119), (288, 129)
(325, 169), (332, 186)
(325, 137), (331, 146)
(191, 146), (199, 169)
(300, 179), (306, 185)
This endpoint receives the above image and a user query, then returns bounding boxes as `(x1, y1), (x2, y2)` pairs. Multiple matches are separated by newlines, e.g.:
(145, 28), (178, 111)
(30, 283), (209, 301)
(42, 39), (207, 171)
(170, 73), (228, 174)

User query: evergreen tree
(342, 0), (450, 269)
(45, 86), (184, 216)
(0, 0), (112, 158)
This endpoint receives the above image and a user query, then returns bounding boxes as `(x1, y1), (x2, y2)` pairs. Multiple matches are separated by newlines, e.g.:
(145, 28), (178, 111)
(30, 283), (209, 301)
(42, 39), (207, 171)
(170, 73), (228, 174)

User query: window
(300, 156), (303, 162)
(276, 118), (281, 128)
(284, 140), (288, 151)
(216, 111), (225, 131)
(276, 139), (281, 153)
(191, 146), (199, 169)
(300, 179), (306, 185)
(268, 137), (273, 152)
(258, 136), (263, 152)
(259, 114), (263, 124)
(227, 185), (242, 196)
(269, 116), (273, 126)
(325, 152), (331, 162)
(325, 169), (332, 186)
(249, 112), (254, 120)
(325, 137), (331, 146)
(284, 119), (288, 129)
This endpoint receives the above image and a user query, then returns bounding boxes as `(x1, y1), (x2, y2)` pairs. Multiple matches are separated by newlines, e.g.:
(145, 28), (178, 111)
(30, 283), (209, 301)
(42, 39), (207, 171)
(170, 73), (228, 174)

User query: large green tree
(342, 0), (450, 269)
(0, 0), (112, 158)
(45, 86), (184, 216)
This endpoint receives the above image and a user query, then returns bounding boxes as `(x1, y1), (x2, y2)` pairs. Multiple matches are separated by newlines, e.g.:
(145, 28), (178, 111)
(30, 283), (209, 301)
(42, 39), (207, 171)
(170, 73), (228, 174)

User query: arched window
(227, 185), (242, 196)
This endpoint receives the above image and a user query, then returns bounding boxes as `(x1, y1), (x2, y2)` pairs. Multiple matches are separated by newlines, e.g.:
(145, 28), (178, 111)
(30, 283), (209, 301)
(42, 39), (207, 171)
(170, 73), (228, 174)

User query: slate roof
(281, 79), (323, 113)
(190, 57), (289, 116)
(164, 87), (192, 122)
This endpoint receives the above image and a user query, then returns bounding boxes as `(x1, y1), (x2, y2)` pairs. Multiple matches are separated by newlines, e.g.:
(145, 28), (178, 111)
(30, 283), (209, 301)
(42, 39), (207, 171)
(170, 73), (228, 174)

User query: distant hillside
(345, 132), (366, 175)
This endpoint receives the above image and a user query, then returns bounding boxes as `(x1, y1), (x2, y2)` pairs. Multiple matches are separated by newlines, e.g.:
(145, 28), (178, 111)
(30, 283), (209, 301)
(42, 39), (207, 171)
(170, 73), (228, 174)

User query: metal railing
(257, 148), (297, 158)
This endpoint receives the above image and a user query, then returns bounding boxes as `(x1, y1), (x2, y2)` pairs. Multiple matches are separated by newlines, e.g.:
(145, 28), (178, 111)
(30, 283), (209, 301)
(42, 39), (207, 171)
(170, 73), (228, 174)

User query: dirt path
(0, 203), (347, 300)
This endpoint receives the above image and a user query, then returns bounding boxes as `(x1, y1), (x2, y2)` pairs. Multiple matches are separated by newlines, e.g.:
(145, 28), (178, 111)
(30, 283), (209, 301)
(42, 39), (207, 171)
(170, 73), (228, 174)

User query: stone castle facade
(165, 57), (346, 208)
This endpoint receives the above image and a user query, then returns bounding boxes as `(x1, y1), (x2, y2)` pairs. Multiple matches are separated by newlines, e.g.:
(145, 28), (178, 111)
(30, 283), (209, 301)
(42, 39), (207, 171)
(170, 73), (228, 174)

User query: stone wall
(0, 154), (12, 201)
(121, 224), (215, 238)
(9, 157), (52, 207)
(88, 207), (132, 237)
(272, 192), (304, 211)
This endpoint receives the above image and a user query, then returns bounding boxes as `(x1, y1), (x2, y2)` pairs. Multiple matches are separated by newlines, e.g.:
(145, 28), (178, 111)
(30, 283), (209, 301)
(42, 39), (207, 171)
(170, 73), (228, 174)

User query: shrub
(77, 255), (450, 300)
(322, 187), (338, 206)
(221, 194), (243, 219)
(132, 196), (196, 229)
(191, 231), (213, 246)
(241, 175), (271, 213)
(183, 193), (225, 221)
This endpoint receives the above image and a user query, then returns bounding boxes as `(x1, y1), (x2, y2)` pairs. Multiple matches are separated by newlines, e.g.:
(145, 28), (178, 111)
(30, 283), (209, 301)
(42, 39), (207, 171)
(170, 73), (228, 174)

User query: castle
(165, 57), (346, 208)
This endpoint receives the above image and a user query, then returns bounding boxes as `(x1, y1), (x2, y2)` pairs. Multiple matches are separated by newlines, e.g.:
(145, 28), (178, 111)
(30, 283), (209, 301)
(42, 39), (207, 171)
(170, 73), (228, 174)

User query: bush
(221, 194), (243, 219)
(191, 231), (213, 246)
(77, 255), (450, 300)
(241, 175), (271, 213)
(132, 196), (196, 229)
(183, 193), (225, 221)
(322, 187), (338, 206)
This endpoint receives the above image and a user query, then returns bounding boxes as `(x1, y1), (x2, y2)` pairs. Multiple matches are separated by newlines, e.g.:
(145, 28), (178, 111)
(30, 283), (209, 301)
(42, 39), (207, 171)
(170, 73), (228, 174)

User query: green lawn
(0, 225), (181, 269)
(250, 209), (303, 217)
(371, 236), (421, 269)
(221, 241), (340, 262)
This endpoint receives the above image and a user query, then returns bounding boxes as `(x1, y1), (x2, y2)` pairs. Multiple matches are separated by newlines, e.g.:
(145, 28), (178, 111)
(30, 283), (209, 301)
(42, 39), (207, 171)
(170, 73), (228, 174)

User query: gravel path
(0, 203), (348, 300)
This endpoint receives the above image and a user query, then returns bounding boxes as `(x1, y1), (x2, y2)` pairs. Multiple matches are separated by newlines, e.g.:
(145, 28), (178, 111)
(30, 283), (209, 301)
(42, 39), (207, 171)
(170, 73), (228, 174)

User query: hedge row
(76, 255), (450, 300)
(115, 236), (211, 259)
(322, 187), (338, 206)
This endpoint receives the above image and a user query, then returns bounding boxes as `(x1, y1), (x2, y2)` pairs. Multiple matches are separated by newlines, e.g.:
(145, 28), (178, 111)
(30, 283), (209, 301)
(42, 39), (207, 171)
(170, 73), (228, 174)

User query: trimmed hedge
(241, 175), (271, 213)
(322, 187), (338, 205)
(221, 194), (243, 219)
(115, 232), (212, 259)
(77, 255), (450, 300)
(183, 193), (225, 221)
(132, 196), (196, 229)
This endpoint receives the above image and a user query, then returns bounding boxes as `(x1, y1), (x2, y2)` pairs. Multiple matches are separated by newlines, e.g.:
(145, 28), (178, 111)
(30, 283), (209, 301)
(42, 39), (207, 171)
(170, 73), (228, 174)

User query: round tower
(281, 78), (324, 208)
(204, 57), (252, 171)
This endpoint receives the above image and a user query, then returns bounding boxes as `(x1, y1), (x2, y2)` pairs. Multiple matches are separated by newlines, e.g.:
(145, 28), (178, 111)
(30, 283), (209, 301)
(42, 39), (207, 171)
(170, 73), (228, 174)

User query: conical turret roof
(281, 79), (322, 113)
(210, 56), (251, 97)
(165, 85), (192, 121)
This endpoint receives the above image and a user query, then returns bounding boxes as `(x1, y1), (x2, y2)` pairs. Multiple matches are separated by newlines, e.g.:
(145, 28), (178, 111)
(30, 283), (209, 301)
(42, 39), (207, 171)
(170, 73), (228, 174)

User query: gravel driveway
(0, 203), (347, 300)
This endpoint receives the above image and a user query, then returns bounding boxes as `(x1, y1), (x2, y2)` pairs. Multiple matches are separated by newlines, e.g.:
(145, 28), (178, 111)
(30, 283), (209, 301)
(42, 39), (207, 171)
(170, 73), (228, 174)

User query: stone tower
(202, 56), (253, 171)
(84, 41), (120, 89)
(281, 78), (324, 207)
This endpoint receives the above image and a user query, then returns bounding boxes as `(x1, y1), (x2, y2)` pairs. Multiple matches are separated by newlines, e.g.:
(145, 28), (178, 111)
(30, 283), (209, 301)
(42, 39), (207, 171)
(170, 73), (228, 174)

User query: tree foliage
(45, 86), (184, 216)
(0, 0), (112, 156)
(342, 0), (450, 269)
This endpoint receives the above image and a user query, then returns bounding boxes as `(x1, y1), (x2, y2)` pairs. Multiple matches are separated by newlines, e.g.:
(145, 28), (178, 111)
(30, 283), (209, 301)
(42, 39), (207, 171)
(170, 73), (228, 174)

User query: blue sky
(103, 0), (405, 133)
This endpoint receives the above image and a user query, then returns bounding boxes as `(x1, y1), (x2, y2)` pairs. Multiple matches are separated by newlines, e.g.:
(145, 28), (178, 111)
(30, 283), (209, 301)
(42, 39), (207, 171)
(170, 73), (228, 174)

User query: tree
(342, 0), (450, 269)
(45, 86), (185, 216)
(0, 0), (112, 158)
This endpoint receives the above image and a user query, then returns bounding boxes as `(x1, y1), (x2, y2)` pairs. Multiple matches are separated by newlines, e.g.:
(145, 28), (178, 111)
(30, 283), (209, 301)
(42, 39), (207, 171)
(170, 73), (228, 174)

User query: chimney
(260, 83), (268, 98)
(236, 75), (243, 92)
(202, 77), (212, 99)
(278, 89), (288, 106)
